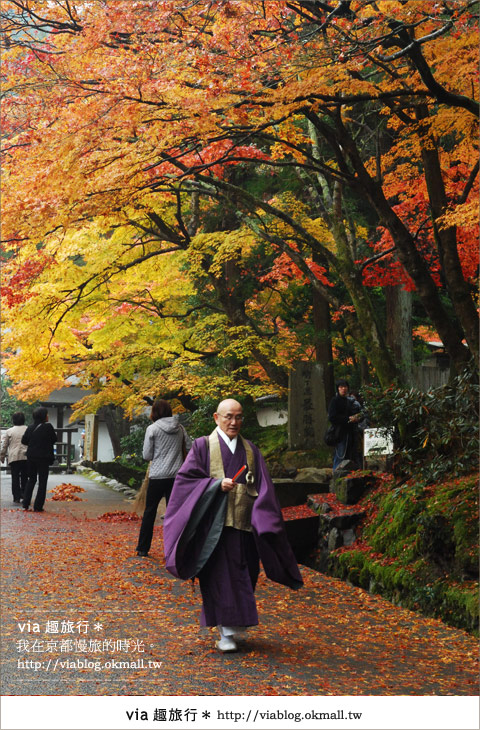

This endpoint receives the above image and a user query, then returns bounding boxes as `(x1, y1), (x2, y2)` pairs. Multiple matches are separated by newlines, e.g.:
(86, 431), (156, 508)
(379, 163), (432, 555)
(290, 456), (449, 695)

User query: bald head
(216, 398), (242, 414)
(214, 399), (243, 438)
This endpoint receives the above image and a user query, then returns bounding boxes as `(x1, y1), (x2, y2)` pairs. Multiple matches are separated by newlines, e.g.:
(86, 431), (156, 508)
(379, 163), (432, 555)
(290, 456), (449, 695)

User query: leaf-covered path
(1, 473), (478, 697)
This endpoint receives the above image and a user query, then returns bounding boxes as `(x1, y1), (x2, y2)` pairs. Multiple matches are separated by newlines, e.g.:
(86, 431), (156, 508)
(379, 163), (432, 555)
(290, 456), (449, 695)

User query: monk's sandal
(216, 637), (238, 652)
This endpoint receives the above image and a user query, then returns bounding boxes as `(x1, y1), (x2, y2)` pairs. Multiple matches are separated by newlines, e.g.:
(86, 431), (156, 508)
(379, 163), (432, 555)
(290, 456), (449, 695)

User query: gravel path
(1, 469), (478, 698)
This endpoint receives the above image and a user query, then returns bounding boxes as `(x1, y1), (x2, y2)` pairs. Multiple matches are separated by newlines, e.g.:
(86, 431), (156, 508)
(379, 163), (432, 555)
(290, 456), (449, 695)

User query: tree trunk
(312, 285), (335, 404)
(370, 185), (471, 372)
(98, 405), (130, 458)
(305, 110), (472, 373)
(416, 105), (479, 362)
(338, 124), (472, 372)
(214, 263), (289, 389)
(386, 285), (414, 386)
(304, 143), (396, 389)
(329, 185), (398, 388)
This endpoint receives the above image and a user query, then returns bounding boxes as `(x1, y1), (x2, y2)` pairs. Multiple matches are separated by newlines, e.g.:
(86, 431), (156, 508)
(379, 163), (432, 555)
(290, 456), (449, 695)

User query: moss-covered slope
(329, 473), (479, 634)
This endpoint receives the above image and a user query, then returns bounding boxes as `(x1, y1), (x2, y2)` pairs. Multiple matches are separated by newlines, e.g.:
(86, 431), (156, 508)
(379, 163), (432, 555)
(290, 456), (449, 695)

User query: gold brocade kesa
(208, 430), (258, 532)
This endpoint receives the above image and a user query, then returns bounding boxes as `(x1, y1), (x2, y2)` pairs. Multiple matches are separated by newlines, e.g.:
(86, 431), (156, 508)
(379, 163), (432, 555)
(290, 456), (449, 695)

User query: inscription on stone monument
(288, 362), (327, 449)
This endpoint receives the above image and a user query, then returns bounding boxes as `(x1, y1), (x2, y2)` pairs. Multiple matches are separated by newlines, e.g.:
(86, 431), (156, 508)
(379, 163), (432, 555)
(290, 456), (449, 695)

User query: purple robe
(163, 434), (303, 627)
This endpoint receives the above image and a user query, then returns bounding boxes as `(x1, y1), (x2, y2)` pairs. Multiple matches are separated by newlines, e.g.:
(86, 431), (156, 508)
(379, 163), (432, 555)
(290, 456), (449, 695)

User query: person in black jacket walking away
(136, 399), (191, 557)
(22, 407), (57, 512)
(328, 379), (363, 471)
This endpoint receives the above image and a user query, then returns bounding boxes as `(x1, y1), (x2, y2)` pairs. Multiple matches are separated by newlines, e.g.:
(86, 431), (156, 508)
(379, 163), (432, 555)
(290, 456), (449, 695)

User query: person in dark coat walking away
(136, 399), (191, 557)
(1, 412), (28, 503)
(328, 379), (363, 471)
(22, 407), (57, 512)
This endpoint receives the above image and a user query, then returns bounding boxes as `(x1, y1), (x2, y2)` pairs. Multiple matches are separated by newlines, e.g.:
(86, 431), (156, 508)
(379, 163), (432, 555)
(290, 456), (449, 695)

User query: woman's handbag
(181, 426), (188, 460)
(132, 464), (150, 515)
(324, 423), (341, 446)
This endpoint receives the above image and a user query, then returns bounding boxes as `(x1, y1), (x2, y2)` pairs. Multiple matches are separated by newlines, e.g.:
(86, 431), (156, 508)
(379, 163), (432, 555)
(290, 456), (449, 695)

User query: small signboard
(364, 428), (394, 456)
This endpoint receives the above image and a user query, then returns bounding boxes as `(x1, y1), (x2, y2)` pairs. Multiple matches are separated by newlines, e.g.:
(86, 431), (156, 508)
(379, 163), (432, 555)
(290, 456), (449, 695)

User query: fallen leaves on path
(97, 511), (140, 522)
(48, 483), (86, 501)
(1, 503), (478, 698)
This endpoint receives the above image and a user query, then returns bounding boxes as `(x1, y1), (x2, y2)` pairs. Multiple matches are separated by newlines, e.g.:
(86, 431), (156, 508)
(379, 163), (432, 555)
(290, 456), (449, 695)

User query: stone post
(288, 362), (327, 449)
(84, 414), (99, 462)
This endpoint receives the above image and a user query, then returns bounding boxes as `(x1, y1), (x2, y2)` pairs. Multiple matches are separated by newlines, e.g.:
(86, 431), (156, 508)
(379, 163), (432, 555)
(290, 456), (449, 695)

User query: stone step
(281, 492), (367, 567)
(273, 480), (329, 507)
(281, 504), (320, 563)
(304, 492), (367, 571)
(307, 493), (365, 529)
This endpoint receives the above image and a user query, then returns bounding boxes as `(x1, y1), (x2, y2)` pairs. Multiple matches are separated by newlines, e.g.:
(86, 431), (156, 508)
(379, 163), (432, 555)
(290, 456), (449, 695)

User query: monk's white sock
(219, 625), (244, 638)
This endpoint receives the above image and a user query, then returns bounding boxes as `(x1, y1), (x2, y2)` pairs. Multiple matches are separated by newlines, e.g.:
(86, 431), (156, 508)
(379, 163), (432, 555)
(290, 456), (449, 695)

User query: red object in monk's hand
(231, 465), (247, 482)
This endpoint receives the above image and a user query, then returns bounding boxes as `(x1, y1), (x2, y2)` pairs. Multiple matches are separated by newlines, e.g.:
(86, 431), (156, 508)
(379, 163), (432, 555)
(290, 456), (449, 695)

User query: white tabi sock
(218, 625), (245, 638)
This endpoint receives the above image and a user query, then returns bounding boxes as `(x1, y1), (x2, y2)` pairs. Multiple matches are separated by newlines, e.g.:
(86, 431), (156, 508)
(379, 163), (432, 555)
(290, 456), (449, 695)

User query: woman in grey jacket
(136, 399), (191, 557)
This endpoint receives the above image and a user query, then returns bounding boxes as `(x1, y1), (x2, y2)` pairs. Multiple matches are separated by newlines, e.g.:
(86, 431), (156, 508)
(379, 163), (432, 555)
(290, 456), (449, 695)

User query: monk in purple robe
(163, 398), (303, 653)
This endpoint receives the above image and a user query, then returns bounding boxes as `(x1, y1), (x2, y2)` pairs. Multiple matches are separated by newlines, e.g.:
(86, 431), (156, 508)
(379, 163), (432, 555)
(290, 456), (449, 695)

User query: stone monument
(288, 362), (327, 449)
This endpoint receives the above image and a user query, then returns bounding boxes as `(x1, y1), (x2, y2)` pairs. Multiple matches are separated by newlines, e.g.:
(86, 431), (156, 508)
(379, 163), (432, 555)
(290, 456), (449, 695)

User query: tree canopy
(1, 0), (478, 415)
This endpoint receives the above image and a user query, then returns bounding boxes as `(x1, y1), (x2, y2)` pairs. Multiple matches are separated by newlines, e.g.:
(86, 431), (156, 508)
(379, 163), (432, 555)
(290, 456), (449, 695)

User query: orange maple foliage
(1, 0), (478, 404)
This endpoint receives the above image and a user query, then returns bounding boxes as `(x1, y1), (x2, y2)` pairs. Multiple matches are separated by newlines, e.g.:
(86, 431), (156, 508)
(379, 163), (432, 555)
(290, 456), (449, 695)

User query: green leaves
(361, 366), (479, 482)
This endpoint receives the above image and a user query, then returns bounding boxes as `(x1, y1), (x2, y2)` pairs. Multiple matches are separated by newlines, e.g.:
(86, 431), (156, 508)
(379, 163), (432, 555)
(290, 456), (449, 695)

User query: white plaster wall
(46, 407), (114, 462)
(97, 422), (114, 461)
(256, 406), (288, 427)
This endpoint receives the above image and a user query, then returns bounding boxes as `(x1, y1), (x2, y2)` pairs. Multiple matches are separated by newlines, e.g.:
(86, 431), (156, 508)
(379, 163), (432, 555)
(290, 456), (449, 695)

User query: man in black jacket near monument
(328, 379), (363, 471)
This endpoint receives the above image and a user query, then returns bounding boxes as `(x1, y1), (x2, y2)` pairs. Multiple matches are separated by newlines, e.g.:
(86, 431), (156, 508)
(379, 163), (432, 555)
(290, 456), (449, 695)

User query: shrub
(361, 366), (478, 482)
(118, 417), (150, 468)
(186, 398), (218, 439)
